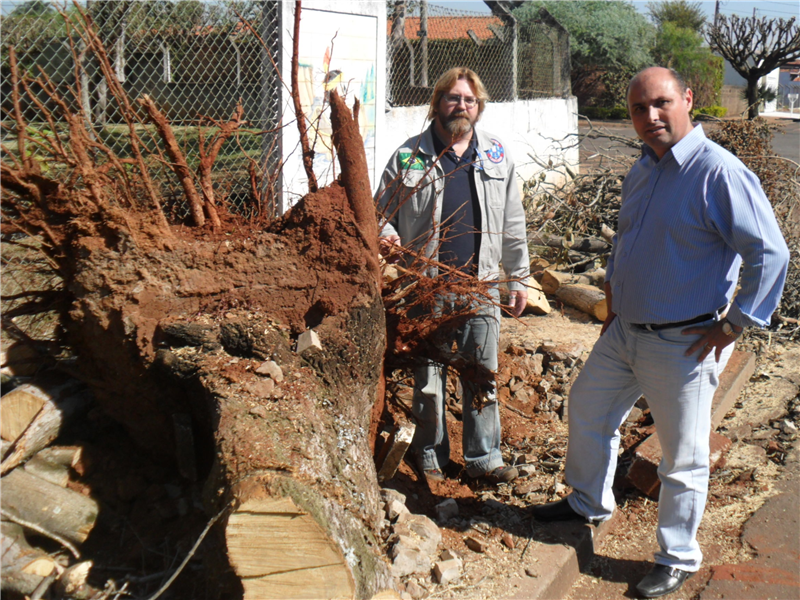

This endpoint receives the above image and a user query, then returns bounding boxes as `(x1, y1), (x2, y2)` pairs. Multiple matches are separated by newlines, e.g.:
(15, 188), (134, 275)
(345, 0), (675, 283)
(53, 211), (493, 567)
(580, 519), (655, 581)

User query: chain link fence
(1, 0), (282, 219)
(387, 3), (570, 107)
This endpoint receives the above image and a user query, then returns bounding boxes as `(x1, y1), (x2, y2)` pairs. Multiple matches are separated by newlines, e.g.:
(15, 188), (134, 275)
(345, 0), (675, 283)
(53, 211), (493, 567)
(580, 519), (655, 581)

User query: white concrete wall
(763, 67), (780, 113)
(378, 97), (580, 198)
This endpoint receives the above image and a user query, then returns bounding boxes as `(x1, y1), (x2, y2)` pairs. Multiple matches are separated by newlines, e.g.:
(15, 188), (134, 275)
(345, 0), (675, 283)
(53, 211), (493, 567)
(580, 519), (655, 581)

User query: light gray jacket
(375, 126), (530, 291)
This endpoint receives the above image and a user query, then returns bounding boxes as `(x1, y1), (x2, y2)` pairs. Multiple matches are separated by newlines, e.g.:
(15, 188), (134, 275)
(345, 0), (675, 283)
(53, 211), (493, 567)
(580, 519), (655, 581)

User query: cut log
(2, 468), (99, 545)
(554, 283), (608, 321)
(1, 383), (47, 442)
(54, 561), (97, 600)
(540, 270), (573, 294)
(600, 223), (616, 243)
(376, 421), (415, 482)
(0, 522), (59, 597)
(529, 233), (610, 254)
(525, 277), (552, 315)
(1, 385), (89, 475)
(227, 497), (355, 599)
(540, 269), (606, 295)
(35, 445), (82, 469)
(23, 452), (72, 487)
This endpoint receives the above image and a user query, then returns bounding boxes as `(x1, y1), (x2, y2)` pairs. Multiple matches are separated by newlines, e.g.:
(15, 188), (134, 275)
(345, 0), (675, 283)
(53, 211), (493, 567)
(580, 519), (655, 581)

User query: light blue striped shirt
(606, 125), (789, 328)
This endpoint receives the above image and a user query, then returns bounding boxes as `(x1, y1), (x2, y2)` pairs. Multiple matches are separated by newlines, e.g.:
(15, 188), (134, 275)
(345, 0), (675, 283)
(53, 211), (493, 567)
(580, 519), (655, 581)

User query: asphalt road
(579, 117), (800, 167)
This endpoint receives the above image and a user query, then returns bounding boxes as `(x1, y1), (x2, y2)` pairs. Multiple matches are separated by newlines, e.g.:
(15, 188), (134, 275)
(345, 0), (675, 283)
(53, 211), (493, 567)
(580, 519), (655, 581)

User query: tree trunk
(747, 76), (761, 119)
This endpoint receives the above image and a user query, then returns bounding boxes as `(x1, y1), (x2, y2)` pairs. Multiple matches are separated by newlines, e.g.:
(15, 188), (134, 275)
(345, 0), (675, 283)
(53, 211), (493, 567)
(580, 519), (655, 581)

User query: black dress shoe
(635, 564), (693, 598)
(530, 498), (585, 522)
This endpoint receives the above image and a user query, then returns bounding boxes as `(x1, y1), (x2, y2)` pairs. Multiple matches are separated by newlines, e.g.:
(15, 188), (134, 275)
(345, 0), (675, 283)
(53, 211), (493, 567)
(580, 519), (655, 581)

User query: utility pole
(419, 0), (429, 87)
(714, 0), (720, 28)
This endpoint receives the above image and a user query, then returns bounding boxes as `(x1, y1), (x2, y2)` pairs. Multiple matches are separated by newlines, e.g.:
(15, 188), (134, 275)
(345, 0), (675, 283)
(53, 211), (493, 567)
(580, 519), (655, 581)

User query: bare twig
(1, 507), (81, 559)
(145, 505), (230, 600)
(291, 0), (318, 193)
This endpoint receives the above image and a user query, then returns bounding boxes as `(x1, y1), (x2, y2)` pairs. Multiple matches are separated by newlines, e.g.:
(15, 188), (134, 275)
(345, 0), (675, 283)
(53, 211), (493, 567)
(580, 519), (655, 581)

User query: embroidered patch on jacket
(486, 139), (505, 164)
(399, 152), (425, 171)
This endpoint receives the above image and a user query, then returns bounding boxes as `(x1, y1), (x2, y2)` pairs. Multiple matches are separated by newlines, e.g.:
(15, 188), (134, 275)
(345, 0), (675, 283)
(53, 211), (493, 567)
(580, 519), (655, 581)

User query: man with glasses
(375, 67), (529, 486)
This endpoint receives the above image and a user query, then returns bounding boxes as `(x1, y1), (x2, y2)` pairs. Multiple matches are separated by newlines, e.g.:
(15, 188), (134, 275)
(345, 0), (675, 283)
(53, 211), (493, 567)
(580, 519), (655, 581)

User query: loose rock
(434, 558), (462, 585)
(435, 498), (459, 523)
(255, 360), (284, 382)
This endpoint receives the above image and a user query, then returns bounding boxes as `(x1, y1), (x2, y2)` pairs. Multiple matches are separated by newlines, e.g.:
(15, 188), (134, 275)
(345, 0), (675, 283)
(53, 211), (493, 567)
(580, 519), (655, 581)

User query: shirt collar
(642, 123), (705, 166)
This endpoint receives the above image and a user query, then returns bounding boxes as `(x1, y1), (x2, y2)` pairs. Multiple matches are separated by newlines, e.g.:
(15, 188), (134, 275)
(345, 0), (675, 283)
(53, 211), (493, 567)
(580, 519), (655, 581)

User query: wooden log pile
(522, 167), (621, 322)
(0, 375), (99, 599)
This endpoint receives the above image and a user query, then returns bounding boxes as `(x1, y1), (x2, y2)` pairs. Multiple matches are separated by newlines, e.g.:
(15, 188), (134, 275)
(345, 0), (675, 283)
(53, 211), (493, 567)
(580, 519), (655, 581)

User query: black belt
(632, 310), (722, 332)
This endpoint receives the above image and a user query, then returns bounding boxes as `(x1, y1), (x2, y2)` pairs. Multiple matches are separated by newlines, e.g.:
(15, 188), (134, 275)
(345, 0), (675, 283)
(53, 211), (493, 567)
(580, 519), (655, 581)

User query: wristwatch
(721, 319), (743, 339)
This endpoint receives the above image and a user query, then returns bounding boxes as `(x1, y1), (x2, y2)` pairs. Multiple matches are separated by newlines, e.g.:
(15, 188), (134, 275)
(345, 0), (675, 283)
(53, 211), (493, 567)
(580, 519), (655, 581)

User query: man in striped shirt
(531, 67), (789, 598)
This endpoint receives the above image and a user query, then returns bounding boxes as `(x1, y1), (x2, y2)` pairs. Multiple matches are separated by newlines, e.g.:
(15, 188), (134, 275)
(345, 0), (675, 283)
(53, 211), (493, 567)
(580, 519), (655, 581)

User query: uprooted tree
(1, 4), (401, 598)
(0, 1), (505, 596)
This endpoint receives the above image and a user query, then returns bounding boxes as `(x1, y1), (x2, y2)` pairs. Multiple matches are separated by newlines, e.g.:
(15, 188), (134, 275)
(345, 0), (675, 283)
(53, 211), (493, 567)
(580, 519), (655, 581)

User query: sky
(1, 0), (797, 20)
(439, 0), (800, 21)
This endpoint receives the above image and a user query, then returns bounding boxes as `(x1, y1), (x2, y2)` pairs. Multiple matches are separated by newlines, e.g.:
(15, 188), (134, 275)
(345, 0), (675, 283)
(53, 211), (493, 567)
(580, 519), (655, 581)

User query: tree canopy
(646, 0), (706, 33)
(9, 0), (54, 17)
(652, 22), (723, 107)
(513, 1), (655, 72)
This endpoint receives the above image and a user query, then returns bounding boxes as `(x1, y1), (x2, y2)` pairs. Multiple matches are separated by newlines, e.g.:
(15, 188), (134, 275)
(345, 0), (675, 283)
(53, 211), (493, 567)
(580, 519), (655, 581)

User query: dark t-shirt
(431, 127), (482, 274)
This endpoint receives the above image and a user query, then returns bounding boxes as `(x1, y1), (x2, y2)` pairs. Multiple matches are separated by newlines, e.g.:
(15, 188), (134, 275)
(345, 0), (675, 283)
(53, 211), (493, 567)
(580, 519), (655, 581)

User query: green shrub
(608, 106), (629, 120)
(581, 106), (606, 120)
(581, 106), (630, 120)
(694, 105), (728, 118)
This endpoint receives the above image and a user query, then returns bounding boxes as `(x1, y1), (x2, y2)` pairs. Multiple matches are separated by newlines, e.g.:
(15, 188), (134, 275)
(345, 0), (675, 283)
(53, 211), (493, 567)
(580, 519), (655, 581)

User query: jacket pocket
(480, 166), (506, 208)
(401, 169), (432, 217)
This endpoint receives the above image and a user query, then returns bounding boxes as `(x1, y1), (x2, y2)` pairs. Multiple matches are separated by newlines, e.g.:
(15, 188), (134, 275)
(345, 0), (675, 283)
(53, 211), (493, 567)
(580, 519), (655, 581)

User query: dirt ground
(381, 307), (800, 600)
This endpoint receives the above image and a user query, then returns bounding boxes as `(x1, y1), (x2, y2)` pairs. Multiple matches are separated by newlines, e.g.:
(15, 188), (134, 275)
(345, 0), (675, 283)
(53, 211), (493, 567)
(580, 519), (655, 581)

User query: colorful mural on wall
(295, 9), (377, 190)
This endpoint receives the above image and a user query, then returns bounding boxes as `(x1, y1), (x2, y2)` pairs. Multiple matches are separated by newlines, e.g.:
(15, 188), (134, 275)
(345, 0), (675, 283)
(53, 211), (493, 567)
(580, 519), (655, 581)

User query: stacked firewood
(0, 361), (100, 599)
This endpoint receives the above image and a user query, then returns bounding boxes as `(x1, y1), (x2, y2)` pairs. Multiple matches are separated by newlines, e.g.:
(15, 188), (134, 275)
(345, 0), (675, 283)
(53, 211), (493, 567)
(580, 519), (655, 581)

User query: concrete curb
(511, 513), (620, 600)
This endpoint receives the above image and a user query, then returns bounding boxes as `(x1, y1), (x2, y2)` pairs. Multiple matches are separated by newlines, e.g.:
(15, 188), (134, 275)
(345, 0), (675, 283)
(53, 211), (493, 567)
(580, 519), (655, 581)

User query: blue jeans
(411, 288), (503, 477)
(564, 317), (732, 571)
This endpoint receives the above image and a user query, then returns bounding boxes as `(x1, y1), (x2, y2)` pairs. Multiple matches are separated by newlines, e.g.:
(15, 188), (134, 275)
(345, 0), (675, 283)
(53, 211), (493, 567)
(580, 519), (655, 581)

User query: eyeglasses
(443, 93), (478, 108)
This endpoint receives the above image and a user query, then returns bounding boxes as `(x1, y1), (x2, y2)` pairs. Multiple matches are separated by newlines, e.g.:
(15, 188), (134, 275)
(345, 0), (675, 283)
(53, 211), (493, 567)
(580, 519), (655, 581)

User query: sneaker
(484, 465), (518, 484)
(423, 467), (446, 483)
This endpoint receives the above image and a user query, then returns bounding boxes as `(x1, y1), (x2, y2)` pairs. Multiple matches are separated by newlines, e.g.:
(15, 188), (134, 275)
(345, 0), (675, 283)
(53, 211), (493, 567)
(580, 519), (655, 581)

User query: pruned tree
(706, 14), (800, 119)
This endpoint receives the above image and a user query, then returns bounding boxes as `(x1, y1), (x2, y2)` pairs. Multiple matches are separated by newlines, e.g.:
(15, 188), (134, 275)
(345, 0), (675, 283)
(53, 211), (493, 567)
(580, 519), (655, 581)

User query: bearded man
(375, 67), (529, 485)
